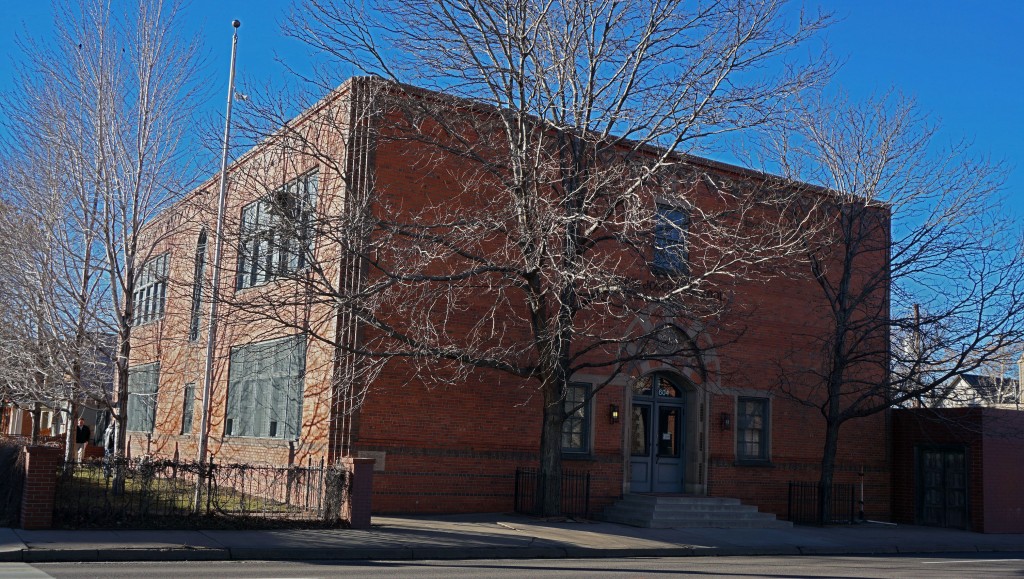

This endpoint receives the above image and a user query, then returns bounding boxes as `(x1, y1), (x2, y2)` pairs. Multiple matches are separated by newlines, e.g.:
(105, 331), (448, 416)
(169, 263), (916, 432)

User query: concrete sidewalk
(0, 514), (1022, 563)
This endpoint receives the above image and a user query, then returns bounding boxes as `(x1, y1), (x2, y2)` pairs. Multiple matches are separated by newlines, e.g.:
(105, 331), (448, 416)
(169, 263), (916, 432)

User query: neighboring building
(893, 407), (1024, 533)
(125, 78), (891, 520)
(940, 373), (1021, 409)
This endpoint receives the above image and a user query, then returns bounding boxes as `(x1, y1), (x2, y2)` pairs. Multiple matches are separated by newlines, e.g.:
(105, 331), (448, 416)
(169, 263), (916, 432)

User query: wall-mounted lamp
(609, 404), (620, 424)
(720, 412), (731, 431)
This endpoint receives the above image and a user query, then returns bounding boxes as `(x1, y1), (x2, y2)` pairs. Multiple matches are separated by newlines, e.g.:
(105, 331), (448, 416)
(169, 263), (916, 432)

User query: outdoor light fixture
(609, 404), (620, 424)
(720, 412), (731, 431)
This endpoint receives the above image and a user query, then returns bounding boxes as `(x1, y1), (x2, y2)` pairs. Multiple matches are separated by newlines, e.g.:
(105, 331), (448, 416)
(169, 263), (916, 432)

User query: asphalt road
(1, 553), (1022, 578)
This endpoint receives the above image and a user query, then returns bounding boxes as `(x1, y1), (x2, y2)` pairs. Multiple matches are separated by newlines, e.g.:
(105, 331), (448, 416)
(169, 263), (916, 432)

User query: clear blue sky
(2, 1), (1022, 210)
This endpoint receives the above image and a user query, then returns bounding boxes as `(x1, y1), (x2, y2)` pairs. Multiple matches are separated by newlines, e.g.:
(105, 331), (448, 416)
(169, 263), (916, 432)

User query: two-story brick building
(125, 77), (891, 522)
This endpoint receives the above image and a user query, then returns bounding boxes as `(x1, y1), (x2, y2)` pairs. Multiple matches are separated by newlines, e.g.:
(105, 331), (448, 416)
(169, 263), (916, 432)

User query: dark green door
(918, 447), (967, 529)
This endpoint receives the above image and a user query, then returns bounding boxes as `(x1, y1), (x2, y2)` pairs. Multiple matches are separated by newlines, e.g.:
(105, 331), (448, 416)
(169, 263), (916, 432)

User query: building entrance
(629, 374), (686, 493)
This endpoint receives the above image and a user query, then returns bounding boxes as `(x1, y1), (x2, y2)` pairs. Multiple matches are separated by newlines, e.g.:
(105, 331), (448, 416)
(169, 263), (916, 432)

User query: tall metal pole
(195, 20), (240, 511)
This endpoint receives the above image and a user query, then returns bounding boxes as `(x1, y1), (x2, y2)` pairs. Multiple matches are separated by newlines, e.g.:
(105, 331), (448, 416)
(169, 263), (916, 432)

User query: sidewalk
(1, 514), (1022, 563)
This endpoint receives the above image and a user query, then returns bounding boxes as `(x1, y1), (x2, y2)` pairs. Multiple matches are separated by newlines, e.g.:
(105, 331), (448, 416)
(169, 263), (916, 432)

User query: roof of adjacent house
(956, 373), (1020, 402)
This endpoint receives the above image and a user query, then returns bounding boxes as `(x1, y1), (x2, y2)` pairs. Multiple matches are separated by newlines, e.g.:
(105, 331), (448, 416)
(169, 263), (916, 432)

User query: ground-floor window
(225, 335), (306, 439)
(127, 363), (160, 433)
(736, 396), (769, 462)
(561, 382), (591, 454)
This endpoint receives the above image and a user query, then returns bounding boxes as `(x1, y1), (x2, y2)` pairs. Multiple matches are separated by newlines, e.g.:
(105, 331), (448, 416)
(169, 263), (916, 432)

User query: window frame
(132, 254), (169, 326)
(126, 362), (160, 433)
(735, 396), (770, 463)
(224, 334), (307, 440)
(236, 171), (318, 291)
(652, 204), (689, 276)
(561, 382), (592, 455)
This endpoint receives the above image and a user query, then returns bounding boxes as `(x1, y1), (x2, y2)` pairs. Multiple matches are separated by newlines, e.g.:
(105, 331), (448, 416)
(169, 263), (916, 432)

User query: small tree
(767, 92), (1024, 522)
(1, 0), (204, 456)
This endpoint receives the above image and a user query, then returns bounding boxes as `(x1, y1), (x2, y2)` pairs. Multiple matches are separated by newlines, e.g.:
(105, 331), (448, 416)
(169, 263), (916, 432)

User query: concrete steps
(601, 494), (793, 529)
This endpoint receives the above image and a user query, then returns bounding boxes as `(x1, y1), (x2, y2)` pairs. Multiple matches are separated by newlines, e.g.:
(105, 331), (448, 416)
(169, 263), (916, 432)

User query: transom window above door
(632, 374), (683, 398)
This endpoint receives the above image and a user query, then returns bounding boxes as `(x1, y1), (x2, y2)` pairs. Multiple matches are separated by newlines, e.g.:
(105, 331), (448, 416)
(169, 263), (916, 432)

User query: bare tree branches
(765, 91), (1024, 521)
(0, 0), (204, 455)
(211, 0), (837, 514)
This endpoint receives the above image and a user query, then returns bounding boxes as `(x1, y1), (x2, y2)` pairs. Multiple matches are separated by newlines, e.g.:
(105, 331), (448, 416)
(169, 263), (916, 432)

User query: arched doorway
(629, 373), (694, 493)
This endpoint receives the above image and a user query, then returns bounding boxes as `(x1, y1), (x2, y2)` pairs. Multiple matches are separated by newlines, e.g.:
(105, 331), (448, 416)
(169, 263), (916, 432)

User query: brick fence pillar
(339, 457), (375, 529)
(21, 446), (61, 530)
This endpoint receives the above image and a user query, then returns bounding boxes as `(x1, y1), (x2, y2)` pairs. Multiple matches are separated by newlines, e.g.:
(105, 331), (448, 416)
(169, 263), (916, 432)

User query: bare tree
(766, 91), (1024, 522)
(1, 0), (204, 457)
(208, 0), (836, 514)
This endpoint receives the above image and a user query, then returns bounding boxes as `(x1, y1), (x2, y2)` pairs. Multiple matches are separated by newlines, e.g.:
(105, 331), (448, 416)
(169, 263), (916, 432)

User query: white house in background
(942, 371), (1021, 409)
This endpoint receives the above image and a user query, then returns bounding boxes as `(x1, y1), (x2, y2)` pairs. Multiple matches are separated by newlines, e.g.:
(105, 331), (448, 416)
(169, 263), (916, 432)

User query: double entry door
(629, 374), (685, 493)
(918, 446), (968, 529)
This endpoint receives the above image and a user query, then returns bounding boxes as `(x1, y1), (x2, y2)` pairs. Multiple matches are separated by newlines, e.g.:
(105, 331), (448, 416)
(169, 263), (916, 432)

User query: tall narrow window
(181, 383), (195, 435)
(561, 383), (591, 454)
(225, 335), (306, 439)
(736, 397), (769, 461)
(127, 363), (160, 433)
(132, 254), (169, 326)
(237, 171), (318, 290)
(653, 204), (689, 275)
(189, 230), (208, 342)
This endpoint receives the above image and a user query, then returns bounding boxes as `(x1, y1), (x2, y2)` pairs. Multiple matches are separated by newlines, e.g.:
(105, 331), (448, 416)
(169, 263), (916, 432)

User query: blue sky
(2, 1), (1022, 211)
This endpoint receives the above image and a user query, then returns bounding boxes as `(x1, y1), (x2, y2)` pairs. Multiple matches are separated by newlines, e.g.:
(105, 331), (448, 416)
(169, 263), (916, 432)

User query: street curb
(4, 542), (1023, 563)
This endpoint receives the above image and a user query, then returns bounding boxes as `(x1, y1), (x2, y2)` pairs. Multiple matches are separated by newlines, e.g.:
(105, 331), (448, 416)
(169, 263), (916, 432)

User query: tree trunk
(817, 419), (841, 525)
(537, 379), (564, 517)
(62, 402), (76, 464)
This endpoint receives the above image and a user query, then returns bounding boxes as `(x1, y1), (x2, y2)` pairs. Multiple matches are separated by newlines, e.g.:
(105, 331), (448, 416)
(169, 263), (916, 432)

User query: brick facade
(125, 78), (892, 521)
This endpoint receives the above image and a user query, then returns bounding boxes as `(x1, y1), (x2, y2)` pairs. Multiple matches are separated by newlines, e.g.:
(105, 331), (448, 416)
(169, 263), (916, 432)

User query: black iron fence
(0, 438), (26, 526)
(787, 481), (857, 525)
(55, 456), (348, 529)
(513, 467), (591, 519)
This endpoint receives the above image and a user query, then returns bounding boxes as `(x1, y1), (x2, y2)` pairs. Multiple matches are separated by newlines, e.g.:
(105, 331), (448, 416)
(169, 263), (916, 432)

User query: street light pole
(195, 19), (241, 511)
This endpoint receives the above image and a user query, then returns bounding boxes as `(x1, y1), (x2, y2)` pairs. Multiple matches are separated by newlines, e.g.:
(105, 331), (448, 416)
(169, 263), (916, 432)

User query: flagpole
(195, 19), (240, 512)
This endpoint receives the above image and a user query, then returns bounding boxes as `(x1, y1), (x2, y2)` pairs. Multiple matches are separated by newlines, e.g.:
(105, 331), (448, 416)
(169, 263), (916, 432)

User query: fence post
(21, 446), (61, 530)
(205, 455), (214, 515)
(339, 457), (375, 529)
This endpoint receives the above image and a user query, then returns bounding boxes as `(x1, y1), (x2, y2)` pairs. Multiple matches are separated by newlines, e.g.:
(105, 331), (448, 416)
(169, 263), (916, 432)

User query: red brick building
(126, 78), (891, 520)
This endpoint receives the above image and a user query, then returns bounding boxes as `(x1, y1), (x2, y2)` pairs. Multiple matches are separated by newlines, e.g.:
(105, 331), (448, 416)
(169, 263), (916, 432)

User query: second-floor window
(236, 171), (318, 290)
(653, 204), (688, 275)
(133, 254), (169, 326)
